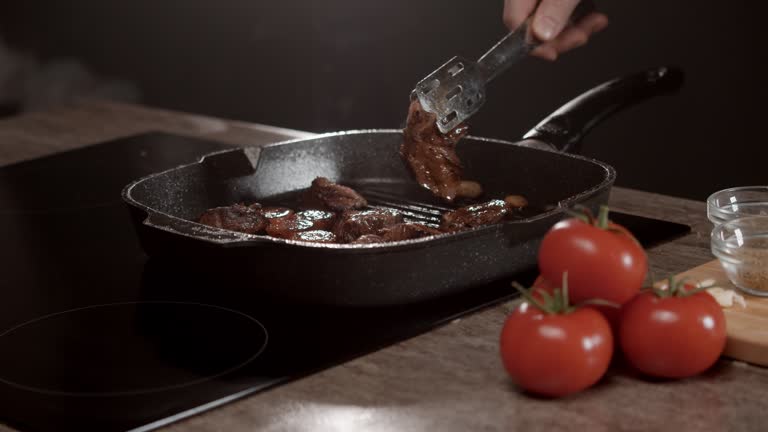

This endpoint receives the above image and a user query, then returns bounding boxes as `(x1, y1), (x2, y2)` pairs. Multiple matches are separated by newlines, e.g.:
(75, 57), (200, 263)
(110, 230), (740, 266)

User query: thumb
(532, 0), (581, 41)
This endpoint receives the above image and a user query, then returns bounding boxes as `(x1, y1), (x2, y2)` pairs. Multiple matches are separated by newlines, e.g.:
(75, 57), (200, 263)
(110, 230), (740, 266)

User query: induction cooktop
(0, 132), (690, 431)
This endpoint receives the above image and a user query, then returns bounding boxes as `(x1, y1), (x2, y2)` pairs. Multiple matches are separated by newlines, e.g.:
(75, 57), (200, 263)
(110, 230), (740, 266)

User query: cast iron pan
(122, 66), (683, 306)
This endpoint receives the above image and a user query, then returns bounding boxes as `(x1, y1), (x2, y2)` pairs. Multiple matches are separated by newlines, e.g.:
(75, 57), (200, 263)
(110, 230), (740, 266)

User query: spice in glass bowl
(711, 216), (768, 296)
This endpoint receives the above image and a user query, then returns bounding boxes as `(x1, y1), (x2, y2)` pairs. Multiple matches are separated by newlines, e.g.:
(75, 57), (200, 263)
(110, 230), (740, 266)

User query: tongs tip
(411, 56), (483, 133)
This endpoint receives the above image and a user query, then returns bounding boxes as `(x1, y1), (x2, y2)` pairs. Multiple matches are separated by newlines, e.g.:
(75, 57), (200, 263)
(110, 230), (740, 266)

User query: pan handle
(521, 66), (684, 153)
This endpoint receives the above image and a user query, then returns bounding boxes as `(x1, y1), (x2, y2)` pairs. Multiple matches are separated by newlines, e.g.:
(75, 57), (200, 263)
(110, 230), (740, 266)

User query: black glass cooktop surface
(0, 133), (690, 431)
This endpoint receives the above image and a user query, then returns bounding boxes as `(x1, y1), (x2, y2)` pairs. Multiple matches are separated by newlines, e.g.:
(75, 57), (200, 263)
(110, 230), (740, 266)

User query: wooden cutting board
(673, 260), (768, 367)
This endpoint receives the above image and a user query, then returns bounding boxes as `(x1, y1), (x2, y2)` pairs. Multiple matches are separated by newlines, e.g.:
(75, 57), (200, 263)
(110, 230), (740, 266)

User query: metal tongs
(412, 1), (596, 133)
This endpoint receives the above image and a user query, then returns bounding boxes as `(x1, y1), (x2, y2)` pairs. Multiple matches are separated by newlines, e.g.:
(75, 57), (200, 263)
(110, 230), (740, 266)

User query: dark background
(1, 1), (766, 200)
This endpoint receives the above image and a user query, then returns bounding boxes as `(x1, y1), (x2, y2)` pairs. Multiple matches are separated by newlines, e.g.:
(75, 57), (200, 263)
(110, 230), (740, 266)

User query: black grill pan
(122, 67), (683, 306)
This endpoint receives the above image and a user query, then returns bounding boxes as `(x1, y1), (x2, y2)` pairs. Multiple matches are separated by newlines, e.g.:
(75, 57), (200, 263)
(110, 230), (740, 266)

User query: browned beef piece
(265, 209), (338, 239)
(351, 234), (386, 244)
(287, 230), (337, 243)
(198, 204), (268, 234)
(400, 99), (470, 203)
(257, 206), (294, 220)
(302, 177), (368, 211)
(440, 199), (510, 232)
(382, 223), (442, 242)
(333, 209), (404, 243)
(295, 210), (337, 231)
(266, 214), (315, 239)
(504, 195), (528, 209)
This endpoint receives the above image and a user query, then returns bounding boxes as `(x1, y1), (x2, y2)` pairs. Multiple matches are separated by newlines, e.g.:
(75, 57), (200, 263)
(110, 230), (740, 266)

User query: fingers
(530, 28), (587, 61)
(531, 0), (581, 41)
(578, 12), (609, 35)
(531, 12), (609, 61)
(502, 0), (609, 61)
(503, 0), (538, 31)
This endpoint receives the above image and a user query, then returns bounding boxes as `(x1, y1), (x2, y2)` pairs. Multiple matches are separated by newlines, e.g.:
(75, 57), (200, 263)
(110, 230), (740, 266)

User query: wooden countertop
(1, 100), (767, 431)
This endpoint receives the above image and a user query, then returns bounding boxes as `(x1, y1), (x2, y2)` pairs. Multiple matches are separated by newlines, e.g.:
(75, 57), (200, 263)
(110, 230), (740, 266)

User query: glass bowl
(711, 216), (768, 297)
(707, 186), (768, 225)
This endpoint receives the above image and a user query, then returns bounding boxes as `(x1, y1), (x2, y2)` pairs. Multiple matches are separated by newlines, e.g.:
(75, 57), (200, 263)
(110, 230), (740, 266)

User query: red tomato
(500, 301), (613, 397)
(619, 286), (726, 378)
(538, 216), (647, 305)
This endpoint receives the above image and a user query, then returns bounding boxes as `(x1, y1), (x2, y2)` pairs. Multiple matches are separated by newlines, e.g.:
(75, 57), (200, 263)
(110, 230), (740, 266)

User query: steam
(0, 38), (140, 113)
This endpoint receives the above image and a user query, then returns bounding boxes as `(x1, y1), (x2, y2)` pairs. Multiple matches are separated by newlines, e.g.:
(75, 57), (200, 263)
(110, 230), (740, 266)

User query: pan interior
(128, 132), (613, 224)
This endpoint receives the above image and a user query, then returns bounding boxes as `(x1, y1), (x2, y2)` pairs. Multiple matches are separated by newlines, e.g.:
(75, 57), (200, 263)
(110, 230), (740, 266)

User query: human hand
(502, 0), (608, 61)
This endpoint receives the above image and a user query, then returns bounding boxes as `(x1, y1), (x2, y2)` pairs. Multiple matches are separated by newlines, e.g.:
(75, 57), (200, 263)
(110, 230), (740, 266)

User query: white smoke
(0, 38), (140, 113)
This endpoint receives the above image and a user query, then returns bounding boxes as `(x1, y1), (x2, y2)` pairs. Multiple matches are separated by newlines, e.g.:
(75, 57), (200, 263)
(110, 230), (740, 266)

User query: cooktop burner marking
(0, 301), (269, 397)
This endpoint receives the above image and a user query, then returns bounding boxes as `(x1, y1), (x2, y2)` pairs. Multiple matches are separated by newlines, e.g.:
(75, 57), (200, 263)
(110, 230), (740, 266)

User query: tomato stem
(672, 277), (700, 297)
(578, 206), (597, 225)
(597, 205), (610, 229)
(541, 290), (557, 314)
(512, 272), (606, 315)
(567, 205), (617, 232)
(539, 289), (554, 306)
(660, 276), (675, 298)
(512, 282), (554, 314)
(648, 275), (707, 298)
